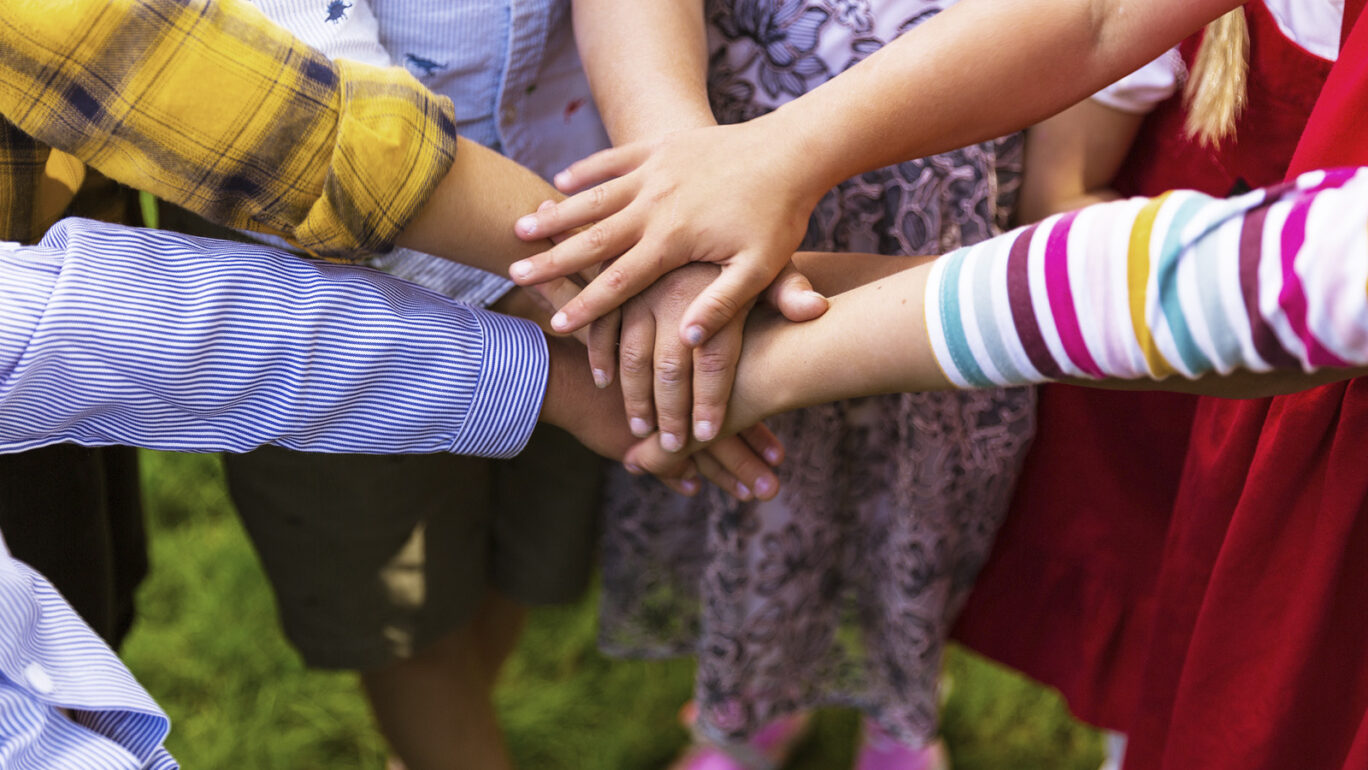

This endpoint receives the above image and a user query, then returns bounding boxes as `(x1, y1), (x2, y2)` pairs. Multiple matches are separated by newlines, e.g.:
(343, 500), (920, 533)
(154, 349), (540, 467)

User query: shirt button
(501, 104), (518, 123)
(24, 663), (54, 695)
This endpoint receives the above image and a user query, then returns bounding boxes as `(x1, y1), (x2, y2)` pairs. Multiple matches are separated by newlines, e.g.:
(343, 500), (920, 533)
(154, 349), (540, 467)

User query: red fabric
(1292, 0), (1368, 174)
(1121, 7), (1368, 769)
(952, 0), (1344, 752)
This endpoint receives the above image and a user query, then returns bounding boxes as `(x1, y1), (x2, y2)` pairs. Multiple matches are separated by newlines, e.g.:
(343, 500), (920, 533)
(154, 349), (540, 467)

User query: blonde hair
(1183, 8), (1250, 148)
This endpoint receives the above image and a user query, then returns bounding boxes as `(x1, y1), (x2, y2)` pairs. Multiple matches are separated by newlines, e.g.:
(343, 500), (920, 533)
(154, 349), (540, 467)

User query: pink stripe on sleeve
(1043, 210), (1105, 377)
(1280, 184), (1352, 368)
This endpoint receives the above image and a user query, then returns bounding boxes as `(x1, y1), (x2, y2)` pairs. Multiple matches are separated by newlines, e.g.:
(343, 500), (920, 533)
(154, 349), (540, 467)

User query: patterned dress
(599, 0), (1035, 747)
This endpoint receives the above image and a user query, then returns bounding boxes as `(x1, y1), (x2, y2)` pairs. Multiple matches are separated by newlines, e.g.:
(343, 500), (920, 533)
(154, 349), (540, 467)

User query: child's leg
(363, 592), (524, 770)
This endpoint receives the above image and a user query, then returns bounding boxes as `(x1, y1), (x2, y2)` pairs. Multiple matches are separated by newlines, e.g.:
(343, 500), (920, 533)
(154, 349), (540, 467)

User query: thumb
(678, 260), (773, 348)
(764, 262), (829, 322)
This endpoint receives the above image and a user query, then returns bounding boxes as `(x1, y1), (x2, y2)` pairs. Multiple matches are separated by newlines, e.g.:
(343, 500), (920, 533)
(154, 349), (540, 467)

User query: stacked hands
(511, 125), (830, 502)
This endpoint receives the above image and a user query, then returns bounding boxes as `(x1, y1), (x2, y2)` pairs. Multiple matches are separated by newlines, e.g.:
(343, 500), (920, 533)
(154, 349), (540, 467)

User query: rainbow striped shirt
(926, 167), (1368, 387)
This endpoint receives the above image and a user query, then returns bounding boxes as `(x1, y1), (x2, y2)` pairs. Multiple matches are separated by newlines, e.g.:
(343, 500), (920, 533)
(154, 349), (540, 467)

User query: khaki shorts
(222, 425), (602, 670)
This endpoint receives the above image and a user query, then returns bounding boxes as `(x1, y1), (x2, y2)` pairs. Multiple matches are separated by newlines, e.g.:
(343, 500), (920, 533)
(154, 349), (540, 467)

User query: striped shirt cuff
(451, 310), (547, 459)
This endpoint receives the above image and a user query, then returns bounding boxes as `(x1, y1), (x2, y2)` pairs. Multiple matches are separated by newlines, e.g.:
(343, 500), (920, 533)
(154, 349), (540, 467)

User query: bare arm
(620, 168), (1368, 472)
(396, 137), (565, 273)
(771, 0), (1234, 195)
(1017, 99), (1145, 223)
(570, 0), (824, 447)
(628, 265), (1368, 476)
(513, 0), (1242, 344)
(572, 0), (713, 143)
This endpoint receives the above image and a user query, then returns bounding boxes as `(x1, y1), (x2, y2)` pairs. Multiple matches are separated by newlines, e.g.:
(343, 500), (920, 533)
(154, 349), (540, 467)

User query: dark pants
(0, 445), (147, 648)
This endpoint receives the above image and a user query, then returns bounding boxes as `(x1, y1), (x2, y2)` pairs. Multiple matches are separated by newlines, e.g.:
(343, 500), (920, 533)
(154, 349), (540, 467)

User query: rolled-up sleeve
(0, 0), (456, 258)
(0, 219), (546, 458)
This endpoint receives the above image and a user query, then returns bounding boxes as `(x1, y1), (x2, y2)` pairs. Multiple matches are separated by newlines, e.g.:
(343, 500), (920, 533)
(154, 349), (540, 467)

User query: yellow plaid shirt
(0, 0), (458, 254)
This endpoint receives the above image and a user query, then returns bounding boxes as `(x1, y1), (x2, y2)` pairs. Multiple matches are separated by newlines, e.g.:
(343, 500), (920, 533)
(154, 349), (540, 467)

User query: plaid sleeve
(0, 0), (457, 258)
(0, 118), (49, 243)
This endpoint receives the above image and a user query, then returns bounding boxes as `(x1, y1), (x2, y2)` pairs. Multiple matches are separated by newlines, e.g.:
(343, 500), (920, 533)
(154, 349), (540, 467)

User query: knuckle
(589, 184), (609, 209)
(619, 346), (651, 377)
(584, 222), (609, 249)
(602, 265), (629, 292)
(654, 356), (687, 386)
(694, 347), (735, 377)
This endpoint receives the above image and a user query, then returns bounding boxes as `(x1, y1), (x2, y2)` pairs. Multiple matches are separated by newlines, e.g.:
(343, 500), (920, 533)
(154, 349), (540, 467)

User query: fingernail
(755, 476), (775, 498)
(806, 291), (826, 302)
(660, 432), (684, 452)
(681, 478), (699, 495)
(694, 420), (716, 442)
(554, 170), (573, 188)
(629, 418), (652, 437)
(510, 260), (533, 281)
(684, 325), (704, 346)
(551, 311), (570, 331)
(764, 447), (782, 465)
(515, 215), (537, 236)
(624, 463), (644, 475)
(593, 369), (610, 388)
(735, 482), (752, 500)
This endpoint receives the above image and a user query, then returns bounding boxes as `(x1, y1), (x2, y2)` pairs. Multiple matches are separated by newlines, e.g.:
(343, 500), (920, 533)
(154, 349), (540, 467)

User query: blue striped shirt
(0, 218), (548, 458)
(0, 529), (176, 769)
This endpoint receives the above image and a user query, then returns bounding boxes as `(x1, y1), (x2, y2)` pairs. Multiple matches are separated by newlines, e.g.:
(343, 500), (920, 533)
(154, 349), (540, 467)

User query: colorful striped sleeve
(0, 218), (546, 458)
(925, 167), (1368, 388)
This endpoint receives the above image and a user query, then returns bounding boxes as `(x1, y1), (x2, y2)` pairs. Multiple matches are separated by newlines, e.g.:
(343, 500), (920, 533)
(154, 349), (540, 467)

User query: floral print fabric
(599, 0), (1036, 747)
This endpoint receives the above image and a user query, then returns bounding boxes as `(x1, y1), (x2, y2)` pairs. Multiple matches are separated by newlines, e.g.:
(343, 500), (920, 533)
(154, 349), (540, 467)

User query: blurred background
(124, 450), (1104, 769)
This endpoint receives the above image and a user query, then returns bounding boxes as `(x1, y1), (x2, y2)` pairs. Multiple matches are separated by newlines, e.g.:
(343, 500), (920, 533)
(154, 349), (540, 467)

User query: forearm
(1017, 99), (1142, 223)
(0, 220), (546, 457)
(793, 251), (934, 296)
(734, 270), (944, 423)
(737, 168), (1368, 421)
(396, 137), (564, 274)
(771, 0), (1241, 201)
(572, 0), (713, 143)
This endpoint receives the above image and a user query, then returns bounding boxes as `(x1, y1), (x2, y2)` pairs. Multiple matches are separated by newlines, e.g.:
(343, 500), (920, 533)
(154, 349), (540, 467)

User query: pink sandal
(668, 702), (811, 770)
(852, 719), (950, 770)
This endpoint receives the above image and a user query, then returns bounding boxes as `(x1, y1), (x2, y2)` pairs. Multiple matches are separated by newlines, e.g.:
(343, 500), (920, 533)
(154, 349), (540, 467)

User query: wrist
(757, 105), (850, 208)
(539, 337), (583, 434)
(729, 310), (805, 431)
(616, 106), (717, 145)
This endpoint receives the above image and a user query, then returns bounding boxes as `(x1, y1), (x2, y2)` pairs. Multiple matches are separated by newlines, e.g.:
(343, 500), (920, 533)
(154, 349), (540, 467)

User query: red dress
(955, 3), (1367, 767)
(1123, 4), (1368, 768)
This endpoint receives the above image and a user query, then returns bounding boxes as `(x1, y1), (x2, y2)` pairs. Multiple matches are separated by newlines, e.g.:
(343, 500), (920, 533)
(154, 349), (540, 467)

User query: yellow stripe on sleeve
(1127, 191), (1177, 379)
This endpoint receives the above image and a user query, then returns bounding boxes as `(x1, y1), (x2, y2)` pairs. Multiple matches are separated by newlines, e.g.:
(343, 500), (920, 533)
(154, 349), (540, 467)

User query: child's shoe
(668, 701), (810, 770)
(852, 718), (950, 770)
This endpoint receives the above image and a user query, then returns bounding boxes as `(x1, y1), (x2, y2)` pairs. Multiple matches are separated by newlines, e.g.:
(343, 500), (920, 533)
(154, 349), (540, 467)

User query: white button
(501, 104), (517, 123)
(24, 663), (54, 695)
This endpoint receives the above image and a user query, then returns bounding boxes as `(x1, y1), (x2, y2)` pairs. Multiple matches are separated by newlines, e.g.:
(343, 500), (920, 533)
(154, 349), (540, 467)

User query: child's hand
(588, 261), (829, 450)
(509, 118), (828, 348)
(616, 263), (748, 449)
(541, 336), (781, 500)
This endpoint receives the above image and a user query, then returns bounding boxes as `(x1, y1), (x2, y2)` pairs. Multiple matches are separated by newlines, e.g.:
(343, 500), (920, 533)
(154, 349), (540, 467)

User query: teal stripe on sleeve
(969, 240), (1028, 384)
(937, 247), (996, 387)
(1154, 194), (1215, 375)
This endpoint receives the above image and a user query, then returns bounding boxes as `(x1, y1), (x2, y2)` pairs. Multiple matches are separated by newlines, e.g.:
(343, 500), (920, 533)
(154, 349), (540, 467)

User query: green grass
(122, 451), (1103, 769)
